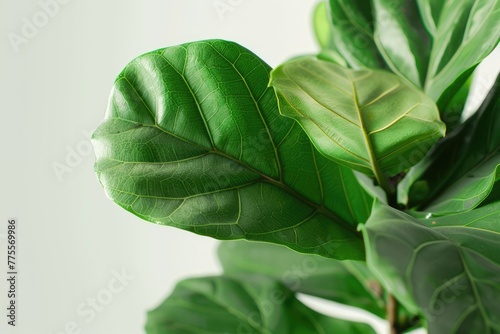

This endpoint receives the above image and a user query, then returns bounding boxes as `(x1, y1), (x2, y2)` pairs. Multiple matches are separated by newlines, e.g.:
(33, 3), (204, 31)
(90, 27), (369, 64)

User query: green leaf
(269, 57), (445, 186)
(145, 276), (377, 334)
(361, 201), (500, 333)
(218, 240), (387, 318)
(92, 40), (373, 260)
(313, 2), (348, 67)
(418, 0), (500, 103)
(399, 75), (500, 215)
(313, 1), (333, 50)
(326, 0), (383, 69)
(372, 0), (430, 88)
(416, 0), (446, 37)
(437, 72), (473, 131)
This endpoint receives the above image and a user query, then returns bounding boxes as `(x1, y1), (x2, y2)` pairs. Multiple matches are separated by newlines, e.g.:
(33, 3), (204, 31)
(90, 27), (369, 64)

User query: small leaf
(145, 276), (377, 334)
(399, 75), (500, 215)
(361, 201), (500, 333)
(93, 40), (373, 260)
(269, 57), (445, 182)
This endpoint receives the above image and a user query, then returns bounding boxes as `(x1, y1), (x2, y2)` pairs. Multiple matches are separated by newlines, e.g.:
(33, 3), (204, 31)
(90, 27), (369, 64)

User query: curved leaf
(416, 0), (446, 37)
(145, 276), (377, 334)
(419, 0), (500, 103)
(269, 57), (445, 184)
(313, 2), (348, 67)
(326, 0), (383, 69)
(218, 241), (386, 318)
(313, 1), (333, 50)
(92, 40), (373, 260)
(361, 201), (500, 333)
(399, 75), (500, 215)
(372, 0), (430, 88)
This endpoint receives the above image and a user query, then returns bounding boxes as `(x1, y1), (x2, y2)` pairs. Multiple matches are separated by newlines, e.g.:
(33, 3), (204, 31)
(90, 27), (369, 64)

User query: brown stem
(387, 294), (400, 334)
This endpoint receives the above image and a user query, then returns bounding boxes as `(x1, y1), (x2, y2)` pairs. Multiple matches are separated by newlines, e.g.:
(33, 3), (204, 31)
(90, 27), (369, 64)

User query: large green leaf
(92, 40), (373, 260)
(218, 240), (386, 318)
(361, 201), (500, 333)
(399, 75), (500, 215)
(326, 0), (383, 69)
(269, 57), (445, 188)
(418, 0), (500, 104)
(145, 276), (377, 334)
(218, 240), (418, 326)
(372, 0), (430, 88)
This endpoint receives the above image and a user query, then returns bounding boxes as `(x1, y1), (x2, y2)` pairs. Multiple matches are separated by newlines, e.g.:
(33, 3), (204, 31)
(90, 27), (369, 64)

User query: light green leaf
(313, 1), (333, 50)
(399, 75), (500, 215)
(92, 40), (373, 260)
(326, 0), (383, 69)
(145, 276), (377, 334)
(269, 57), (445, 187)
(419, 0), (500, 103)
(372, 0), (430, 88)
(361, 201), (500, 333)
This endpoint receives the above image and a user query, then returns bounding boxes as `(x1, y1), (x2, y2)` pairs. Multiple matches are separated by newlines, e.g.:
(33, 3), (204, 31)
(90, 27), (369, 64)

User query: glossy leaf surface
(145, 276), (377, 334)
(399, 75), (500, 215)
(93, 40), (373, 260)
(361, 201), (500, 333)
(270, 57), (445, 179)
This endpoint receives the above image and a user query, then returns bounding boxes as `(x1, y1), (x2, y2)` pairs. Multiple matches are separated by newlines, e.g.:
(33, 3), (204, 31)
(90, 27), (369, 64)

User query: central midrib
(350, 79), (389, 193)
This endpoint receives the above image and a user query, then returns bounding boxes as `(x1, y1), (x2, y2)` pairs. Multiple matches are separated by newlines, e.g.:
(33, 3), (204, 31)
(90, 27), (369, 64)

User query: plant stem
(387, 294), (401, 334)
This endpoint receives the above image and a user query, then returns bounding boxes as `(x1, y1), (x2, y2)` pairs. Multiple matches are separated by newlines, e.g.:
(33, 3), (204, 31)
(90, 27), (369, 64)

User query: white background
(1, 1), (499, 334)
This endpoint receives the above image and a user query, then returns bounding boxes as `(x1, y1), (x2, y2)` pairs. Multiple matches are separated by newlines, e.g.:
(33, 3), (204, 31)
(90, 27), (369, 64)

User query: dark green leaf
(372, 0), (430, 88)
(416, 0), (446, 37)
(361, 201), (500, 333)
(218, 240), (387, 318)
(418, 0), (500, 103)
(327, 0), (383, 69)
(437, 72), (473, 131)
(145, 276), (377, 334)
(93, 40), (373, 260)
(399, 75), (500, 215)
(269, 57), (445, 184)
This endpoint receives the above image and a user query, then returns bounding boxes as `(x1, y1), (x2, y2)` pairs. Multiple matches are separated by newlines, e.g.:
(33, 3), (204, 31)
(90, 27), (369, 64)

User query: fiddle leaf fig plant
(92, 1), (500, 333)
